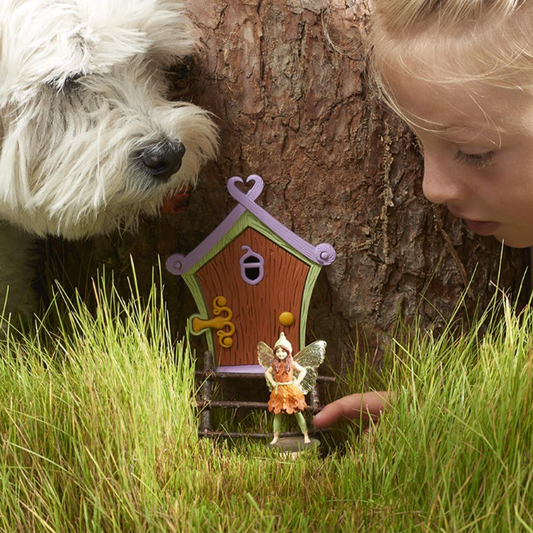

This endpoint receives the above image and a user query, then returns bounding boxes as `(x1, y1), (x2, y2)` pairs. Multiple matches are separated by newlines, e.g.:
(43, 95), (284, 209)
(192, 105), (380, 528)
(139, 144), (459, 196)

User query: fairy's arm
(264, 366), (276, 388)
(293, 361), (307, 387)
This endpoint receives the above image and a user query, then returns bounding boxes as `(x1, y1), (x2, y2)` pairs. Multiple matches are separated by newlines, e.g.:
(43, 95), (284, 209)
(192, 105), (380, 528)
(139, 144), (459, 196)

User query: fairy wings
(257, 340), (327, 393)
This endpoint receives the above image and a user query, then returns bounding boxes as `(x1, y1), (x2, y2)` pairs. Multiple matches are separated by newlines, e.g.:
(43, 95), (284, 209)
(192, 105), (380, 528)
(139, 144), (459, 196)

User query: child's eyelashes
(453, 150), (495, 170)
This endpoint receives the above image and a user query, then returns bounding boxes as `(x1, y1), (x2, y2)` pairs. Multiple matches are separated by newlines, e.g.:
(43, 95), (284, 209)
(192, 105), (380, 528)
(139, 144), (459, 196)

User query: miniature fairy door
(167, 174), (336, 370)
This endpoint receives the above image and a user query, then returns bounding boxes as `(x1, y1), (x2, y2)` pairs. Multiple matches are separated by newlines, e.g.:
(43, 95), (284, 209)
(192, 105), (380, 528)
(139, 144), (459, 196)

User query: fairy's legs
(295, 412), (311, 443)
(271, 414), (282, 444)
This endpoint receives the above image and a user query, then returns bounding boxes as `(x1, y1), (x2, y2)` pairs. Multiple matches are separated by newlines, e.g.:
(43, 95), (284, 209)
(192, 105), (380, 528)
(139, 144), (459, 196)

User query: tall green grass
(0, 277), (532, 532)
(0, 278), (198, 532)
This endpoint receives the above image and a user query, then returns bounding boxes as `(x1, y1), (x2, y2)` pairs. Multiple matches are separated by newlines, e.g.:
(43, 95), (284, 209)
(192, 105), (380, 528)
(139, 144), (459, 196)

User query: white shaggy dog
(0, 0), (218, 319)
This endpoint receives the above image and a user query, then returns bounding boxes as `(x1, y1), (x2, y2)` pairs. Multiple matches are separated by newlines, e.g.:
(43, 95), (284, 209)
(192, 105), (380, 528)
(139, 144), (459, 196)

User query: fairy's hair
(272, 352), (293, 375)
(369, 0), (533, 125)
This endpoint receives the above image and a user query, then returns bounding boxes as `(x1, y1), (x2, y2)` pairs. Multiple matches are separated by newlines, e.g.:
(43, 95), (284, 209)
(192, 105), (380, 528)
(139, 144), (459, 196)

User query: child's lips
(464, 219), (500, 236)
(447, 207), (500, 236)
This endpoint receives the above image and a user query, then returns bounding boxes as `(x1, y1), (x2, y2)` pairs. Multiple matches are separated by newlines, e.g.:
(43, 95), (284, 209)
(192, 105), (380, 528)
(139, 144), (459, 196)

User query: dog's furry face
(0, 0), (218, 238)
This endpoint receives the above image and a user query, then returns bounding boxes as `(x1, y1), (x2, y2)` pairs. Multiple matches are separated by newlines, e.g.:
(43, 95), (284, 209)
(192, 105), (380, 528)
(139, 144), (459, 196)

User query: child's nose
(422, 158), (466, 205)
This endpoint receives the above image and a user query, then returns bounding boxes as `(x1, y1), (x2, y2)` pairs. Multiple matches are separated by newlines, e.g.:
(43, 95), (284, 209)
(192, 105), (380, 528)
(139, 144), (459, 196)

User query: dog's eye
(166, 57), (196, 85)
(62, 73), (84, 88)
(47, 73), (84, 91)
(65, 73), (84, 83)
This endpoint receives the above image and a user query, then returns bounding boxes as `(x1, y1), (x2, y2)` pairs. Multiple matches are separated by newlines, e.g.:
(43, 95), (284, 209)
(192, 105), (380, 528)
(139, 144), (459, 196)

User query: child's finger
(312, 391), (389, 428)
(312, 394), (368, 428)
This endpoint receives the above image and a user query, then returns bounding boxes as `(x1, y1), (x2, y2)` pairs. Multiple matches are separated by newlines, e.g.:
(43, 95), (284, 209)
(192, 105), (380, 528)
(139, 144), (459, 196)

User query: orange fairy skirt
(268, 384), (307, 415)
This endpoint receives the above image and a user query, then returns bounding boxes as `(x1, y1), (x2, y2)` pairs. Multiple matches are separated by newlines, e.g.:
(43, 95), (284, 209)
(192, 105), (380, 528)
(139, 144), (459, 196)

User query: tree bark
(46, 0), (526, 371)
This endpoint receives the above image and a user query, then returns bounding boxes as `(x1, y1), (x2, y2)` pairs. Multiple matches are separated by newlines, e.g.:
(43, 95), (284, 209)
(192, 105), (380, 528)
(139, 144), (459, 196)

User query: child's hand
(312, 391), (391, 429)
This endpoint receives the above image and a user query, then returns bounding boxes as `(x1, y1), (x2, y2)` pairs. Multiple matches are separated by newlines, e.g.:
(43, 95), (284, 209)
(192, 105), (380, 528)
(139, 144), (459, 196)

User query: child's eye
(453, 150), (495, 170)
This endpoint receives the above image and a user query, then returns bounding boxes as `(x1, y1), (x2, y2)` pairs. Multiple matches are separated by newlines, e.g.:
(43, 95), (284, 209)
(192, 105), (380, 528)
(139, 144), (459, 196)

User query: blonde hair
(373, 0), (524, 36)
(370, 0), (533, 122)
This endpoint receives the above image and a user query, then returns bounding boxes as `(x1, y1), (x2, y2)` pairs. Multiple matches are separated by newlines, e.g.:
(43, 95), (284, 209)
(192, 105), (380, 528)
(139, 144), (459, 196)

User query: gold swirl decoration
(192, 296), (235, 348)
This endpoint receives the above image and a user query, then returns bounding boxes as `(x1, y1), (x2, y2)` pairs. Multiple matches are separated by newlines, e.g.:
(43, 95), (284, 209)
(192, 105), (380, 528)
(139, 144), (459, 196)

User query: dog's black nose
(139, 141), (186, 182)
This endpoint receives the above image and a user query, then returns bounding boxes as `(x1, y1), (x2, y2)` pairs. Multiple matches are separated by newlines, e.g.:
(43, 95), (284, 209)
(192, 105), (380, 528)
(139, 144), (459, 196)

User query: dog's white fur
(0, 0), (218, 318)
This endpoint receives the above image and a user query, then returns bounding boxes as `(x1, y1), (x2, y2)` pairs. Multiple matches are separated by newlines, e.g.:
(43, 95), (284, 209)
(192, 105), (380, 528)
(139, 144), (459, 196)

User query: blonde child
(314, 0), (533, 430)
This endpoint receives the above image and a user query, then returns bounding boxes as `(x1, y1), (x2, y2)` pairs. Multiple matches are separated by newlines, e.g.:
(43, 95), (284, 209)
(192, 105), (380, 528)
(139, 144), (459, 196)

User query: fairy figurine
(258, 332), (326, 445)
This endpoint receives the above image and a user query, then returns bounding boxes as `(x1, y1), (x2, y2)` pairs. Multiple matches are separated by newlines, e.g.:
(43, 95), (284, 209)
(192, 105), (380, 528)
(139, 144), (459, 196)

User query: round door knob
(279, 312), (295, 327)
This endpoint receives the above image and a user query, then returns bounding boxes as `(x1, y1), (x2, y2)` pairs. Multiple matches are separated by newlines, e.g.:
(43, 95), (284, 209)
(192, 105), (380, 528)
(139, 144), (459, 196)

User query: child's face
(387, 67), (533, 248)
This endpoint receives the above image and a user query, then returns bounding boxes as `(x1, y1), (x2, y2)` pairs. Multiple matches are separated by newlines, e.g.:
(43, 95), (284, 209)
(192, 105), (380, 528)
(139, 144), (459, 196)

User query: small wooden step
(195, 369), (336, 382)
(197, 351), (332, 437)
(196, 400), (324, 413)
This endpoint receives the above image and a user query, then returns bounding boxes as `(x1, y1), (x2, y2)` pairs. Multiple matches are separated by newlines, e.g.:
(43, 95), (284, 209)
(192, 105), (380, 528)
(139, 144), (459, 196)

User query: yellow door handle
(192, 296), (235, 348)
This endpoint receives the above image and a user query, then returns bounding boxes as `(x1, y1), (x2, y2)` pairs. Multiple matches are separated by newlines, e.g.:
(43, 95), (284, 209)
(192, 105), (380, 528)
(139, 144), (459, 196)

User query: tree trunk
(46, 0), (526, 371)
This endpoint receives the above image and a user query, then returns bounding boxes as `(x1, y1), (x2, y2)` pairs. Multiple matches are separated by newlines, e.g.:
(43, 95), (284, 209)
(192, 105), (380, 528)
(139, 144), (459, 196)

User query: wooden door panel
(196, 228), (309, 366)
